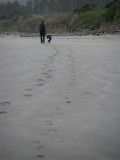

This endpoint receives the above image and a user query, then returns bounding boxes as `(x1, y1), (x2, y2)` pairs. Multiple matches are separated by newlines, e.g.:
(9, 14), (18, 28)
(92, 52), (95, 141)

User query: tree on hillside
(0, 1), (25, 19)
(113, 0), (120, 3)
(73, 3), (96, 14)
(105, 0), (120, 21)
(26, 0), (33, 13)
(0, 3), (6, 18)
(48, 0), (56, 13)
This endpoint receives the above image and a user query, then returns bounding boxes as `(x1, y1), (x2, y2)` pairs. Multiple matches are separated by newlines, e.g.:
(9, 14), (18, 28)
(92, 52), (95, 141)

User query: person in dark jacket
(39, 21), (46, 43)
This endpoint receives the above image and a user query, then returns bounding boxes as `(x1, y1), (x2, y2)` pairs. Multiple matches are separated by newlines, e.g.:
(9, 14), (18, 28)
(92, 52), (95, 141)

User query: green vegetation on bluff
(105, 1), (120, 22)
(73, 10), (105, 30)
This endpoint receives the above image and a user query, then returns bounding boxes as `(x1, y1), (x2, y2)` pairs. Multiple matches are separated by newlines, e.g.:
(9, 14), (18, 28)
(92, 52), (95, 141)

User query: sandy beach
(0, 35), (120, 160)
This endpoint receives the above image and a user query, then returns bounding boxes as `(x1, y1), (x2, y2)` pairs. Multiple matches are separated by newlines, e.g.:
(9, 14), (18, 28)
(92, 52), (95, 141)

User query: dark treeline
(0, 0), (114, 18)
(26, 0), (112, 14)
(0, 1), (25, 18)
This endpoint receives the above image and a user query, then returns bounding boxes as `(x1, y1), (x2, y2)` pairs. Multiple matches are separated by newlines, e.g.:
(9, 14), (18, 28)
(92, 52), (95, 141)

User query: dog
(47, 35), (52, 43)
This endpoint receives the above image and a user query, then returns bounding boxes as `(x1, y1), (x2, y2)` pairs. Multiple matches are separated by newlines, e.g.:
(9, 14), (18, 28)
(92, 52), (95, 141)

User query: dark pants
(40, 34), (45, 43)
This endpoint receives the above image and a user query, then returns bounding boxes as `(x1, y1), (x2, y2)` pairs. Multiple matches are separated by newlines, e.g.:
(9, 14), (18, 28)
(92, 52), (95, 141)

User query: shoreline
(0, 29), (120, 37)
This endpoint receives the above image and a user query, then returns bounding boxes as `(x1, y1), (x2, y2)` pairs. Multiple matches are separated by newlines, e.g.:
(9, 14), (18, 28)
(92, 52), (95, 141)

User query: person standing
(39, 21), (46, 43)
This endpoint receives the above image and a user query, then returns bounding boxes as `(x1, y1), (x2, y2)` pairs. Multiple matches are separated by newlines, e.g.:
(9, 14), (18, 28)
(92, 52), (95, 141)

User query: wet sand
(0, 35), (120, 160)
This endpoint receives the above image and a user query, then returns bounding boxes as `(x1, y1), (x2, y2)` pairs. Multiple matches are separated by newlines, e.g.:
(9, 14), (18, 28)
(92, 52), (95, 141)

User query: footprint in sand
(32, 141), (45, 159)
(23, 94), (32, 97)
(34, 154), (45, 159)
(36, 79), (45, 86)
(45, 60), (49, 63)
(0, 111), (7, 115)
(48, 56), (54, 59)
(42, 72), (49, 75)
(47, 69), (53, 72)
(36, 145), (44, 151)
(32, 140), (44, 150)
(46, 75), (52, 79)
(66, 100), (72, 104)
(65, 96), (72, 104)
(56, 107), (60, 111)
(46, 120), (53, 126)
(43, 63), (47, 66)
(36, 79), (44, 82)
(43, 64), (50, 68)
(48, 128), (58, 133)
(0, 102), (11, 106)
(25, 89), (32, 92)
(37, 84), (44, 87)
(23, 89), (33, 97)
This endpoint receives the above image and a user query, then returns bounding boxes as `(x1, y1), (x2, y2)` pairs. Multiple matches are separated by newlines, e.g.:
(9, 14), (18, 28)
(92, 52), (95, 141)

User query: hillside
(0, 1), (120, 34)
(0, 14), (119, 34)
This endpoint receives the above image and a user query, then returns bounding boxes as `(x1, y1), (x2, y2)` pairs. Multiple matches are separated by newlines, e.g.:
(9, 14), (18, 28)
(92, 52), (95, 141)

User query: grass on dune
(73, 10), (106, 30)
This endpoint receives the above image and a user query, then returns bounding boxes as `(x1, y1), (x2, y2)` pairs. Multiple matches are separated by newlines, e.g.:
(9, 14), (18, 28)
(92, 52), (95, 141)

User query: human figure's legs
(42, 34), (45, 43)
(40, 34), (45, 43)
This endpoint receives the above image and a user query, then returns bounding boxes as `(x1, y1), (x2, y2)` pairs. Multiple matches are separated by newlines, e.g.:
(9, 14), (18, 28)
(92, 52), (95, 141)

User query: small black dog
(47, 35), (52, 43)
